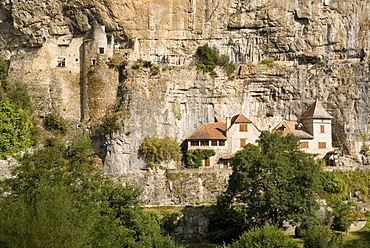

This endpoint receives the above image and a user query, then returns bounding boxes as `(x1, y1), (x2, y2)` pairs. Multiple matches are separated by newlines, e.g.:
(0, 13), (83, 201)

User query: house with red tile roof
(186, 101), (333, 168)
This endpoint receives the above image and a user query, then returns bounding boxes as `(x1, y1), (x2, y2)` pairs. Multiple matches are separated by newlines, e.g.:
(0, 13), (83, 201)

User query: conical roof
(301, 101), (333, 120)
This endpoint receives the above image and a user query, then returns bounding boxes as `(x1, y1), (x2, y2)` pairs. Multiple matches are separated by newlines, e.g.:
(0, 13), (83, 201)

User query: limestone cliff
(0, 0), (370, 175)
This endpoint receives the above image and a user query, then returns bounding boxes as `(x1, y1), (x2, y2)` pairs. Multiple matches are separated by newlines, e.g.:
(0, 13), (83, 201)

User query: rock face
(1, 0), (370, 175)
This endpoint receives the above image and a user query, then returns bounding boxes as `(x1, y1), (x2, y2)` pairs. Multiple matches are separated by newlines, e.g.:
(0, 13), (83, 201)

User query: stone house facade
(186, 101), (333, 168)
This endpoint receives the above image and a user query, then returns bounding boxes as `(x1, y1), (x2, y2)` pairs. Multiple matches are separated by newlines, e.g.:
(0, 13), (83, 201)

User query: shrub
(100, 116), (122, 135)
(260, 58), (275, 66)
(318, 60), (328, 66)
(160, 211), (182, 235)
(222, 225), (298, 248)
(139, 136), (181, 166)
(7, 82), (34, 115)
(0, 99), (33, 158)
(196, 44), (236, 76)
(304, 225), (342, 248)
(44, 112), (68, 135)
(151, 66), (160, 75)
(171, 102), (181, 120)
(0, 56), (8, 83)
(87, 67), (96, 75)
(185, 149), (215, 168)
(143, 60), (153, 68)
(325, 177), (347, 194)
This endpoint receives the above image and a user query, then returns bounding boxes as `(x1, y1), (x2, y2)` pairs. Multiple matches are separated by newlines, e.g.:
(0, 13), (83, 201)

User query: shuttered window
(319, 142), (326, 149)
(320, 125), (325, 133)
(239, 124), (248, 132)
(300, 142), (309, 148)
(240, 139), (247, 147)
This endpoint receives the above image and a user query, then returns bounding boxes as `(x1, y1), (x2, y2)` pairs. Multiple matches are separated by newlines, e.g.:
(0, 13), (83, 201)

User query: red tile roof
(301, 101), (333, 120)
(231, 114), (252, 124)
(187, 122), (227, 140)
(273, 120), (314, 139)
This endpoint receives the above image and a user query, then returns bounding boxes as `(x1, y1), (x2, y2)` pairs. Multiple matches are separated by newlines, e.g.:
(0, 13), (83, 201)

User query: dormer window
(99, 47), (105, 54)
(278, 125), (286, 131)
(57, 57), (66, 67)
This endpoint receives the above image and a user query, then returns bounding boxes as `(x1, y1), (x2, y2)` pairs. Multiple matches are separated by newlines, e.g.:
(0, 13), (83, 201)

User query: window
(190, 141), (199, 146)
(91, 58), (97, 65)
(318, 142), (326, 149)
(320, 125), (325, 133)
(57, 57), (66, 67)
(219, 140), (226, 146)
(200, 141), (209, 146)
(99, 47), (105, 54)
(223, 161), (229, 168)
(204, 158), (210, 167)
(300, 142), (309, 148)
(211, 141), (218, 146)
(240, 139), (247, 148)
(239, 124), (248, 132)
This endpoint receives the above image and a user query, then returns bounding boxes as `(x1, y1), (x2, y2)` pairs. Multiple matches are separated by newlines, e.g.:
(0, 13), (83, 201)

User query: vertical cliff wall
(0, 0), (369, 174)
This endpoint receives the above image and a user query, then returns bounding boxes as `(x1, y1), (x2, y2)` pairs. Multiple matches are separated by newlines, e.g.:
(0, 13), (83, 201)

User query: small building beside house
(185, 101), (333, 168)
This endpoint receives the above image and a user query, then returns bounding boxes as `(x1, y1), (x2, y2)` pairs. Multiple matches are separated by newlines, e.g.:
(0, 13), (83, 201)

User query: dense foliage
(0, 135), (178, 248)
(209, 131), (322, 243)
(0, 99), (33, 158)
(100, 115), (122, 135)
(221, 225), (298, 248)
(304, 225), (343, 248)
(0, 57), (34, 158)
(321, 169), (370, 203)
(139, 136), (181, 167)
(185, 149), (216, 168)
(196, 44), (236, 76)
(44, 112), (68, 135)
(0, 56), (8, 85)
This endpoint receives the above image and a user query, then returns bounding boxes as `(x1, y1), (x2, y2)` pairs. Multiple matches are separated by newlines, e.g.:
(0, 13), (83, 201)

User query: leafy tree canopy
(221, 225), (298, 248)
(0, 135), (178, 248)
(219, 131), (323, 229)
(196, 44), (236, 76)
(304, 225), (343, 248)
(0, 57), (34, 158)
(139, 136), (181, 167)
(185, 149), (216, 168)
(0, 98), (33, 159)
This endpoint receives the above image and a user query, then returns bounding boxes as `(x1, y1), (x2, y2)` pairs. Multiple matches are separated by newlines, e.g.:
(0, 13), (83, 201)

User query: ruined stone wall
(114, 168), (231, 205)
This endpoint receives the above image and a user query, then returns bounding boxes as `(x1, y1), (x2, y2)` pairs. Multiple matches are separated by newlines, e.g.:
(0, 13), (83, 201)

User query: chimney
(226, 117), (231, 130)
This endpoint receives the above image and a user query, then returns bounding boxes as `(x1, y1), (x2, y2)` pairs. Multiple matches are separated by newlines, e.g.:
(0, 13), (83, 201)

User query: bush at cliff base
(0, 99), (33, 159)
(0, 135), (178, 248)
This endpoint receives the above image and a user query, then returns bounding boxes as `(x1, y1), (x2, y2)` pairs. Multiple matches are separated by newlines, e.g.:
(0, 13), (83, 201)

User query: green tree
(219, 131), (322, 229)
(0, 135), (178, 248)
(331, 200), (357, 232)
(221, 225), (298, 248)
(196, 44), (236, 76)
(0, 99), (33, 158)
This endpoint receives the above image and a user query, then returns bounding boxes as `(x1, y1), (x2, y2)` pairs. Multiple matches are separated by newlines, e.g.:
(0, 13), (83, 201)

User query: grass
(343, 221), (370, 247)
